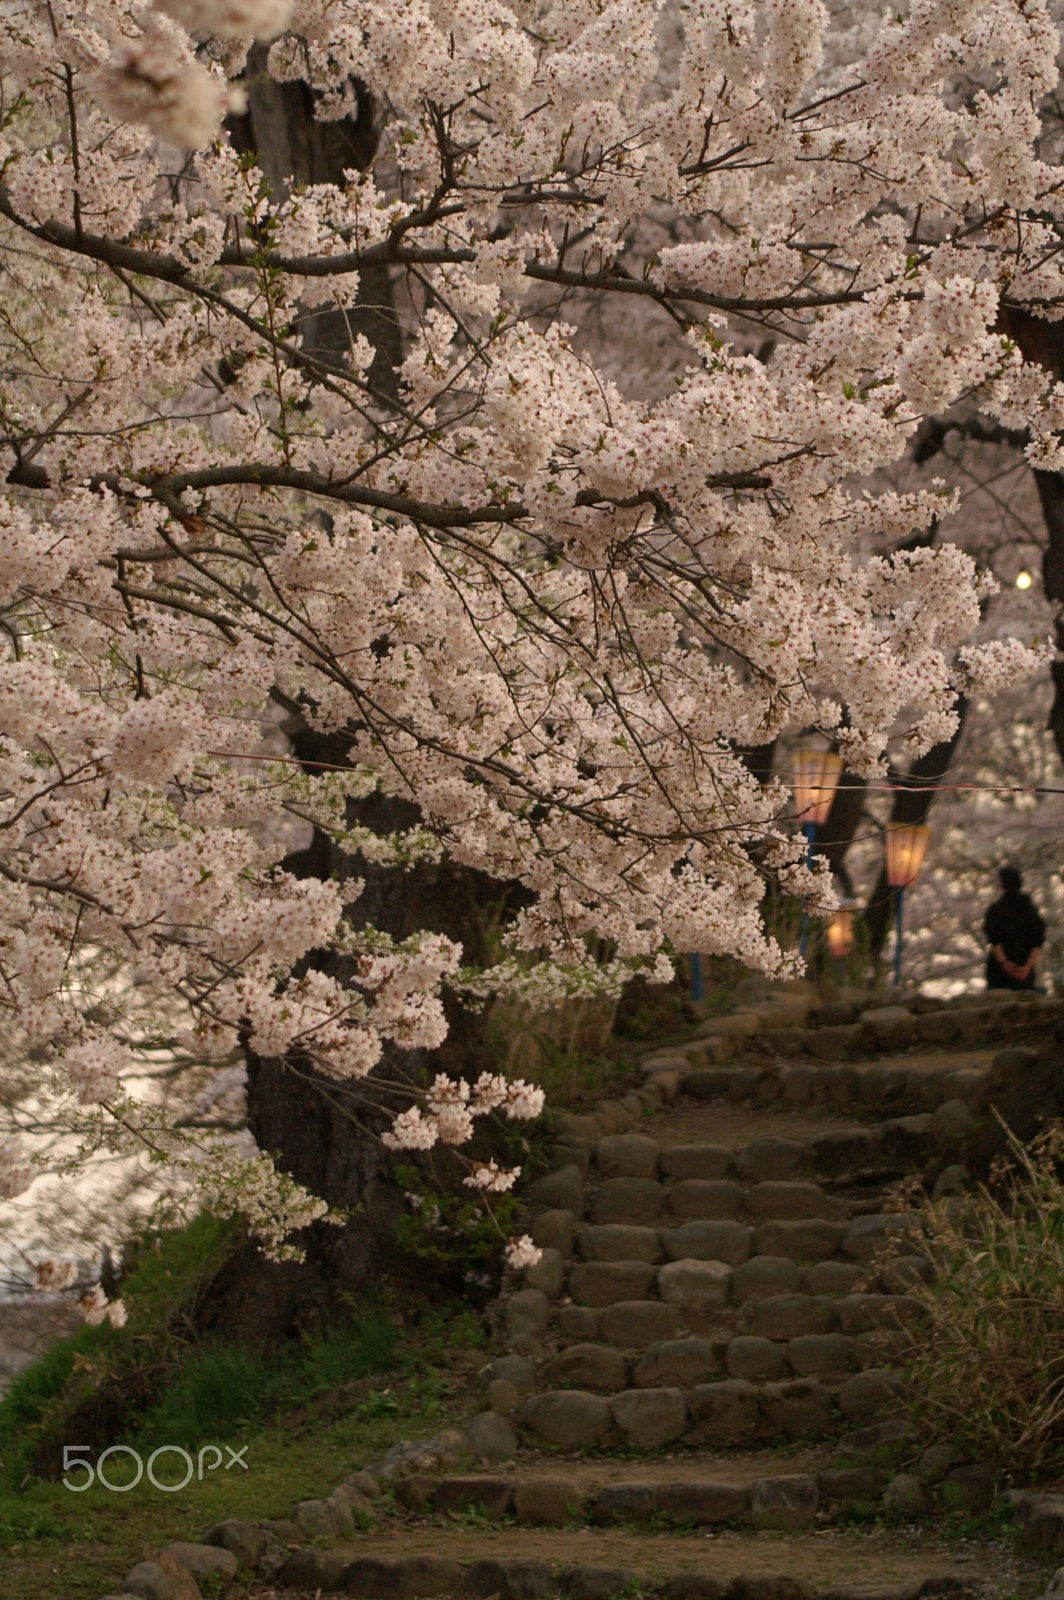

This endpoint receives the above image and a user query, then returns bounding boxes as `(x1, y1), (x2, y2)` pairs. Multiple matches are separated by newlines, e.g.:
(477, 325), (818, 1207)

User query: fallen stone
(749, 1474), (819, 1529)
(661, 1220), (752, 1265)
(549, 1343), (629, 1393)
(579, 1225), (663, 1263)
(837, 1368), (906, 1424)
(658, 1257), (732, 1312)
(598, 1299), (679, 1348)
(609, 1386), (688, 1449)
(345, 1556), (464, 1598)
(505, 1289), (552, 1340)
(759, 1378), (834, 1436)
(530, 1210), (579, 1257)
(513, 1478), (586, 1524)
(725, 1335), (787, 1381)
(432, 1477), (514, 1518)
(590, 1177), (665, 1226)
(687, 1378), (760, 1446)
(531, 1166), (584, 1213)
(752, 1220), (846, 1261)
(666, 1179), (743, 1221)
(295, 1497), (347, 1540)
(464, 1412), (518, 1463)
(597, 1134), (661, 1179)
(523, 1390), (612, 1449)
(744, 1181), (839, 1221)
(589, 1483), (659, 1524)
(339, 1470), (383, 1501)
(161, 1544), (236, 1584)
(732, 1255), (802, 1302)
(279, 1551), (348, 1591)
(463, 1560), (553, 1600)
(882, 1473), (930, 1519)
(740, 1293), (838, 1340)
(202, 1519), (263, 1571)
(632, 1336), (724, 1388)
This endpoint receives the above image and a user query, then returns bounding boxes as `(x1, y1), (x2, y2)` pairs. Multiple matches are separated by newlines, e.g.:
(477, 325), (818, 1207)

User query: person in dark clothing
(984, 866), (1046, 990)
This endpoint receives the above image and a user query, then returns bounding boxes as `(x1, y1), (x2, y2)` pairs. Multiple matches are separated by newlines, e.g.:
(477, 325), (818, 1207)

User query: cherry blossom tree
(0, 0), (1062, 1297)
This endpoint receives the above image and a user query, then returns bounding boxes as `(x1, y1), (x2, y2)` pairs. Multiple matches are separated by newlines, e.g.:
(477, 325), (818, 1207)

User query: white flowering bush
(0, 0), (1060, 1254)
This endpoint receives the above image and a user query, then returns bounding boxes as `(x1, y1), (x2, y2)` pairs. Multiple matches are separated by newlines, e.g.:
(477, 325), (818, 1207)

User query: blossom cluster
(0, 0), (1058, 1255)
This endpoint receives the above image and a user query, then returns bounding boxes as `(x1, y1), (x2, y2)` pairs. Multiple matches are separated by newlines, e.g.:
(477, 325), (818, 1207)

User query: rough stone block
(526, 1247), (566, 1299)
(465, 1412), (518, 1464)
(609, 1387), (688, 1449)
(279, 1552), (348, 1591)
(801, 1260), (862, 1295)
(659, 1577), (728, 1600)
(759, 1379), (833, 1436)
(631, 1337), (724, 1389)
(744, 1182), (840, 1222)
(881, 1474), (929, 1518)
(493, 1354), (536, 1394)
(598, 1300), (679, 1348)
(596, 1134), (661, 1180)
(752, 1220), (845, 1261)
(162, 1544), (239, 1583)
(734, 1138), (804, 1182)
(660, 1144), (734, 1182)
(202, 1519), (263, 1571)
(590, 1177), (665, 1227)
(729, 1580), (813, 1600)
(837, 1369), (905, 1424)
(657, 1481), (751, 1524)
(806, 1129), (876, 1176)
(589, 1483), (659, 1525)
(557, 1305), (600, 1342)
(531, 1166), (584, 1213)
(725, 1336), (787, 1381)
(549, 1343), (629, 1393)
(687, 1379), (760, 1446)
(345, 1557), (464, 1599)
(122, 1560), (199, 1600)
(464, 1560), (553, 1600)
(658, 1258), (732, 1313)
(840, 1212), (922, 1263)
(578, 1225), (663, 1263)
(666, 1179), (743, 1221)
(815, 1466), (885, 1505)
(837, 1294), (920, 1337)
(570, 1260), (658, 1307)
(523, 1391), (613, 1449)
(740, 1293), (838, 1340)
(941, 1463), (996, 1516)
(732, 1255), (802, 1302)
(432, 1478), (514, 1518)
(558, 1568), (647, 1600)
(880, 1255), (933, 1294)
(807, 1025), (862, 1061)
(749, 1475), (819, 1529)
(780, 1065), (817, 1100)
(661, 1220), (752, 1265)
(513, 1478), (585, 1525)
(786, 1333), (854, 1378)
(505, 1288), (551, 1340)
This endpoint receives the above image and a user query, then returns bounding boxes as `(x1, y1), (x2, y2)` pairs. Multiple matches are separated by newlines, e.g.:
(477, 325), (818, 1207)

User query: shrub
(901, 1116), (1064, 1480)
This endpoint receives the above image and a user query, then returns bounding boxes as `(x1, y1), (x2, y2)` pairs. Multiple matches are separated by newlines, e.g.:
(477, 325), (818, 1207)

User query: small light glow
(1016, 569), (1033, 590)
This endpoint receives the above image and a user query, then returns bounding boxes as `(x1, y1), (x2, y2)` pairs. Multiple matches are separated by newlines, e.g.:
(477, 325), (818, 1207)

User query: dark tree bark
(199, 64), (523, 1346)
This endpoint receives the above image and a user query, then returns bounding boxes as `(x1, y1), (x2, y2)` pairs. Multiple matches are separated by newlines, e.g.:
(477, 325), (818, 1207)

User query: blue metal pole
(893, 887), (904, 987)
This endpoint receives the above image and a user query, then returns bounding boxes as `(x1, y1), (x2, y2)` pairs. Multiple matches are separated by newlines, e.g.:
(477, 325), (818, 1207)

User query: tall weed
(901, 1115), (1064, 1479)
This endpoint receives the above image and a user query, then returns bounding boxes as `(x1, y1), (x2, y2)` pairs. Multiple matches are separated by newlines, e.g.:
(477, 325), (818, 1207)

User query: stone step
(568, 1211), (923, 1273)
(548, 1326), (887, 1392)
(522, 1370), (908, 1453)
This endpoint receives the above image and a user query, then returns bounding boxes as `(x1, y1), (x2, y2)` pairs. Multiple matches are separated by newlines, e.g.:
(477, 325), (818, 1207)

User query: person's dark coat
(984, 885), (1046, 990)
